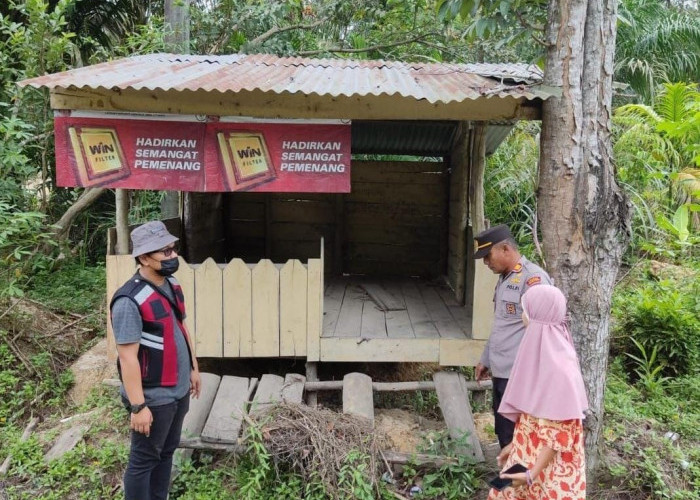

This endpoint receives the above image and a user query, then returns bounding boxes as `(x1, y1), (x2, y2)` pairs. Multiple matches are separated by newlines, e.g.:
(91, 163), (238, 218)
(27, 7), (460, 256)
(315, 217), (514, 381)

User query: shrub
(614, 278), (700, 378)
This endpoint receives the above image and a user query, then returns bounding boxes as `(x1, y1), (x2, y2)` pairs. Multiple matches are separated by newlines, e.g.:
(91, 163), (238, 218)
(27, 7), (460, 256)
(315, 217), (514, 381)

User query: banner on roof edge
(54, 114), (351, 193)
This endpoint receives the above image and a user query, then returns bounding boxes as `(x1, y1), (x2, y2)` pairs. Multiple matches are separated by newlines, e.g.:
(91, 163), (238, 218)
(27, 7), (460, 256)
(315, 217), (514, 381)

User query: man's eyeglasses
(152, 245), (178, 257)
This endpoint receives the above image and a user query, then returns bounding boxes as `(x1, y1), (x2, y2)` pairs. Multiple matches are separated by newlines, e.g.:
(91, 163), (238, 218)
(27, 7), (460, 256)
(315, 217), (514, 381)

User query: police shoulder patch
(526, 276), (542, 287)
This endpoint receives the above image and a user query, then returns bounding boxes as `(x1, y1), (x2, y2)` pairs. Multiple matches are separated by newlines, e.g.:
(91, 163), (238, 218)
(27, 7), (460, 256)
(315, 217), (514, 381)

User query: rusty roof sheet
(19, 53), (554, 104)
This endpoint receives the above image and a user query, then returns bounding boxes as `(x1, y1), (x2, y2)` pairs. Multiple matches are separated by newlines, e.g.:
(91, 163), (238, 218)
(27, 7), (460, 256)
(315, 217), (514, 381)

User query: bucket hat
(131, 220), (179, 257)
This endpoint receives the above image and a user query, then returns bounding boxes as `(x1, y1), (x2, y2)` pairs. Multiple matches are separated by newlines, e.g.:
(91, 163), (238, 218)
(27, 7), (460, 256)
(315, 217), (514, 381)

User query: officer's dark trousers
(124, 395), (190, 500)
(492, 377), (515, 449)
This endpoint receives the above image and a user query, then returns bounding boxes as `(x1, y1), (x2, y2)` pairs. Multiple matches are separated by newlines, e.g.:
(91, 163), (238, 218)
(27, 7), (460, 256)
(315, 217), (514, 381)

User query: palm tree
(616, 0), (700, 103)
(614, 82), (700, 242)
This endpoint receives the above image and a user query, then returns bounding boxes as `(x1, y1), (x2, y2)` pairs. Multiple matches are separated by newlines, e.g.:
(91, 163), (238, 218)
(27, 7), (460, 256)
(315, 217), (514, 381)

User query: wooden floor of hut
(322, 277), (472, 340)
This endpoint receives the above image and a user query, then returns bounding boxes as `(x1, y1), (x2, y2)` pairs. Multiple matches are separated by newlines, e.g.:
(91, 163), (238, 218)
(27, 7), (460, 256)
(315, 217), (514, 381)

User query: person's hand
(475, 363), (490, 382)
(500, 471), (527, 488)
(130, 407), (153, 436)
(496, 443), (512, 468)
(190, 369), (202, 399)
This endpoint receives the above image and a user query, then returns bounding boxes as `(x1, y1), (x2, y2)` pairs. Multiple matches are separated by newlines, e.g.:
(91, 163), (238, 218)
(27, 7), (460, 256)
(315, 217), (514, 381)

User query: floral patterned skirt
(487, 413), (586, 500)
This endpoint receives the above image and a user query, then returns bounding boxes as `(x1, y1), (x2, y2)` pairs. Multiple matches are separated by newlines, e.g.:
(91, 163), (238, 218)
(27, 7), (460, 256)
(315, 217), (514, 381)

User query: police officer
(473, 224), (551, 449)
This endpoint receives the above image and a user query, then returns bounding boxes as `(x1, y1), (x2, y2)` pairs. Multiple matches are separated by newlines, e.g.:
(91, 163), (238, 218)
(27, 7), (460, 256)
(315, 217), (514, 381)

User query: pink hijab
(497, 285), (589, 422)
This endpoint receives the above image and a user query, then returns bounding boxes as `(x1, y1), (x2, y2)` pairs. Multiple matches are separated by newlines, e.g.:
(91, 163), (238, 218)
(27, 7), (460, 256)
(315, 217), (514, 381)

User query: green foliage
(2, 423), (127, 499)
(614, 277), (700, 378)
(625, 337), (671, 396)
(613, 83), (700, 255)
(616, 0), (700, 103)
(403, 430), (481, 499)
(27, 261), (105, 315)
(603, 359), (700, 497)
(437, 0), (544, 63)
(338, 450), (375, 500)
(483, 121), (541, 260)
(170, 456), (238, 500)
(0, 202), (59, 297)
(188, 0), (524, 64)
(0, 338), (74, 425)
(1, 0), (77, 207)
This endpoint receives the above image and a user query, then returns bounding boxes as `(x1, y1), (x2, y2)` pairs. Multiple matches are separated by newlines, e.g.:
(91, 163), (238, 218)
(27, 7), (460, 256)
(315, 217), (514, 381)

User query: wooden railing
(106, 255), (324, 360)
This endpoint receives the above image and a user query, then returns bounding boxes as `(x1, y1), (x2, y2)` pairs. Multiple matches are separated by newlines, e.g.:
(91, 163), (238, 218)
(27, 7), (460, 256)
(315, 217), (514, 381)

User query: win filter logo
(217, 131), (276, 191)
(68, 126), (129, 186)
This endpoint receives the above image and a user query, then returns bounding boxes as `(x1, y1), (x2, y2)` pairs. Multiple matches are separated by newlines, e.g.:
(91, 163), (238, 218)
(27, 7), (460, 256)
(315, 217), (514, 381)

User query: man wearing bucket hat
(110, 220), (201, 500)
(473, 224), (551, 449)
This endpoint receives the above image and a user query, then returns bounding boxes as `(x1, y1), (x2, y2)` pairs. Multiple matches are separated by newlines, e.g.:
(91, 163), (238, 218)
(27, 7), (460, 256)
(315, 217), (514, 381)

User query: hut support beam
(115, 189), (130, 255)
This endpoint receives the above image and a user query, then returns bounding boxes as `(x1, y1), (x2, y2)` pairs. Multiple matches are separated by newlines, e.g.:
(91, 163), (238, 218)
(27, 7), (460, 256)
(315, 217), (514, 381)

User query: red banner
(54, 113), (351, 193)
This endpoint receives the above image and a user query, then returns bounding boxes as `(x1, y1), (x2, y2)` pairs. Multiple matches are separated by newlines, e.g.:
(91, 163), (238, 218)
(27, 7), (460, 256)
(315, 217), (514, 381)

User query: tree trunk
(52, 187), (106, 240)
(538, 0), (630, 479)
(161, 0), (191, 219)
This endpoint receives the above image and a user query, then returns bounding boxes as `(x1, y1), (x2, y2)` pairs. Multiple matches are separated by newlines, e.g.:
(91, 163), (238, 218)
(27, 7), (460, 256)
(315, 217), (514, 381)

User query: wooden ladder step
(433, 371), (484, 462)
(342, 372), (374, 424)
(250, 374), (284, 414)
(281, 373), (306, 403)
(201, 375), (250, 444)
(180, 372), (221, 442)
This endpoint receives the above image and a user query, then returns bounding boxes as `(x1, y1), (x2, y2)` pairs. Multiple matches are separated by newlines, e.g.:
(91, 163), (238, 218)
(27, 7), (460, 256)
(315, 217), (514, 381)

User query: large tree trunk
(538, 0), (630, 479)
(160, 0), (191, 219)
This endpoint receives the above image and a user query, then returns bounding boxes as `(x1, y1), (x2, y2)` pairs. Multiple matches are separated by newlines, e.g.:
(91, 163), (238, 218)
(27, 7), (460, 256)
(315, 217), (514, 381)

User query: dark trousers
(492, 377), (515, 449)
(123, 395), (190, 500)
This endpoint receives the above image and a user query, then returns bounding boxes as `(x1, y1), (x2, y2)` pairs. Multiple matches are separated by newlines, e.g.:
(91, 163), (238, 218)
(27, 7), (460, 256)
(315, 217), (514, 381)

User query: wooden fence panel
(280, 260), (308, 357)
(223, 259), (251, 357)
(174, 257), (197, 353)
(195, 258), (223, 357)
(107, 253), (324, 360)
(306, 258), (322, 362)
(252, 260), (280, 357)
(105, 256), (137, 361)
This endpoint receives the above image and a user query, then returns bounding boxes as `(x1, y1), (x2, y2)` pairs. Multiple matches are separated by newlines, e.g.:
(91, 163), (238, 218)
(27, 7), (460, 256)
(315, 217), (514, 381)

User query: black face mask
(156, 257), (179, 277)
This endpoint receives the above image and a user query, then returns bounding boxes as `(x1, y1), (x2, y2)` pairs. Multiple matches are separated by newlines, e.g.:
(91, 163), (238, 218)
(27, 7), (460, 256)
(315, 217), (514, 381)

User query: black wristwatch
(130, 402), (147, 414)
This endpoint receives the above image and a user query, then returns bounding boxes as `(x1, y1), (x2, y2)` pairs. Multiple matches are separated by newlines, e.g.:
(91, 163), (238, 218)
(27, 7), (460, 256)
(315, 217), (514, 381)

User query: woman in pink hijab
(488, 285), (589, 500)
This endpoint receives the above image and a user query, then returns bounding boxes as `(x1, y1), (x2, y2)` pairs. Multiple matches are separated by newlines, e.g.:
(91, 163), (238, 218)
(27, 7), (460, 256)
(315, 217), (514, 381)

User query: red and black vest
(110, 274), (193, 387)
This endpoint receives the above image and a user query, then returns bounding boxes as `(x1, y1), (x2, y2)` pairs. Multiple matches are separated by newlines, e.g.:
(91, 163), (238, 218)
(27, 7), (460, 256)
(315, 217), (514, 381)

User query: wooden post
(115, 189), (130, 255)
(447, 122), (470, 304)
(333, 194), (344, 274)
(305, 362), (318, 407)
(468, 122), (487, 235)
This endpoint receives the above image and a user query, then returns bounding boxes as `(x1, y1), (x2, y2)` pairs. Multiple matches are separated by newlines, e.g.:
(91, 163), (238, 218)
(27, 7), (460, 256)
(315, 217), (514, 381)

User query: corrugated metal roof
(19, 53), (552, 104)
(351, 121), (514, 156)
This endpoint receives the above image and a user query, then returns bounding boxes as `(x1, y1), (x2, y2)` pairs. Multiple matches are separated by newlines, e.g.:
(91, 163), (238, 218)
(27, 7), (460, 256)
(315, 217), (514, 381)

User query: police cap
(473, 224), (513, 259)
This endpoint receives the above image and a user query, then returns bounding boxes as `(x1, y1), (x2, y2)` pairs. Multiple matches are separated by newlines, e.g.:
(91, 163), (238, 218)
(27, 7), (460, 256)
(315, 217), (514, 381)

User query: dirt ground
(375, 407), (497, 456)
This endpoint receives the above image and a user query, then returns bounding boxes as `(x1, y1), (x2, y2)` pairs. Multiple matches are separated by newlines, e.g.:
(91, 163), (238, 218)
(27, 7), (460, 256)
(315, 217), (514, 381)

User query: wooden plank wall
(223, 193), (334, 270)
(224, 161), (448, 278)
(345, 161), (448, 277)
